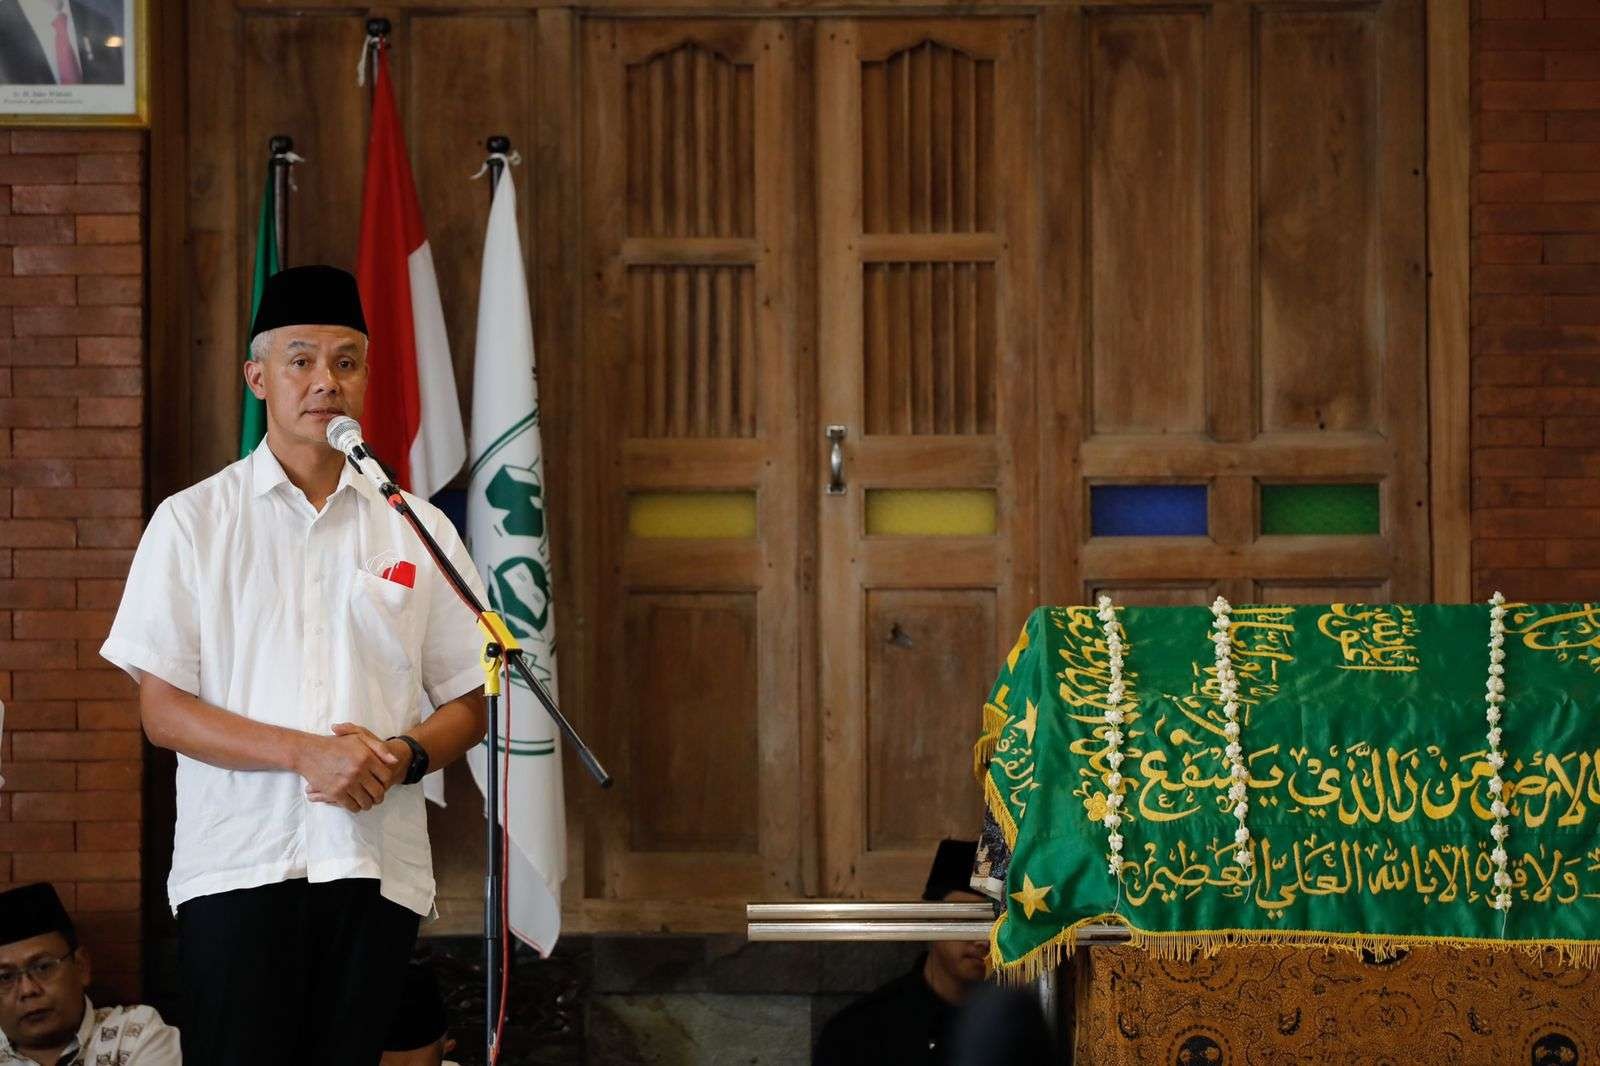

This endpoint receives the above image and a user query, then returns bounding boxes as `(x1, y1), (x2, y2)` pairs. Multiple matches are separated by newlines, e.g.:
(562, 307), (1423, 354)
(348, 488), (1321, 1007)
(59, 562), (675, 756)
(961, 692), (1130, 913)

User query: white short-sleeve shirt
(0, 997), (181, 1065)
(101, 443), (487, 916)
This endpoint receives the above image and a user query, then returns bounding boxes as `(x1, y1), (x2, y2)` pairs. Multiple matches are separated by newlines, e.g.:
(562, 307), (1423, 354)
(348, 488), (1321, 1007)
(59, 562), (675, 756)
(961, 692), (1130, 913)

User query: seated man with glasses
(0, 884), (180, 1065)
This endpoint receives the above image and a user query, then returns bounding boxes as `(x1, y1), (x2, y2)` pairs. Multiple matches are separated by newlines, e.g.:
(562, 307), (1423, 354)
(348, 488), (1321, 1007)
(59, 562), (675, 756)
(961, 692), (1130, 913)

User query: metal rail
(744, 901), (1131, 945)
(749, 920), (997, 942)
(747, 901), (995, 922)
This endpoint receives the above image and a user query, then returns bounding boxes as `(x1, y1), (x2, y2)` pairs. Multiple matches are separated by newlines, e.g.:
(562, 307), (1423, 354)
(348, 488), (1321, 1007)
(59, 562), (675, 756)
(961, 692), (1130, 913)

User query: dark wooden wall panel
(1254, 580), (1390, 604)
(406, 14), (537, 424)
(864, 589), (995, 850)
(1086, 582), (1216, 607)
(241, 16), (367, 274)
(1258, 9), (1380, 435)
(624, 594), (760, 854)
(1088, 12), (1206, 437)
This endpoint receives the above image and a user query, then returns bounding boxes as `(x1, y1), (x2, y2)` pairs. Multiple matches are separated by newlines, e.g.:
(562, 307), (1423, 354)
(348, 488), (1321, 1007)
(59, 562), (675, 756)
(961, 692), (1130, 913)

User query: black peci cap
(249, 265), (368, 340)
(922, 839), (980, 902)
(0, 883), (76, 949)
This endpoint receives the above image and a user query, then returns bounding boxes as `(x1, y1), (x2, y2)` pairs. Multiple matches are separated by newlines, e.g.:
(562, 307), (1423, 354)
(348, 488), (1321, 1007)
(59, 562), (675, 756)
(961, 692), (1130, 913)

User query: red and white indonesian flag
(355, 43), (465, 499)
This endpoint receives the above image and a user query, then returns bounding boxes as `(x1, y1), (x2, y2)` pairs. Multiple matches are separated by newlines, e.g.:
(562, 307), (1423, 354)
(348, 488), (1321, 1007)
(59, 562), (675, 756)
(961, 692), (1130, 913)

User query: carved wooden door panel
(580, 19), (806, 918)
(815, 18), (1038, 897)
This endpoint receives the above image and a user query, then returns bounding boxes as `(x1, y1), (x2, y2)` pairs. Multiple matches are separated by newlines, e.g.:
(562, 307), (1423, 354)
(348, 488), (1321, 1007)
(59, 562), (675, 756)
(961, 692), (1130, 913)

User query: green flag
(978, 602), (1600, 978)
(238, 167), (279, 457)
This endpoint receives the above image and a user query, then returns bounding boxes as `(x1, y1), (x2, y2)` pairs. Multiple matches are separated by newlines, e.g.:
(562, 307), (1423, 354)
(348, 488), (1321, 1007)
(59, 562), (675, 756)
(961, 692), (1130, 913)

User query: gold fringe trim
(982, 773), (1019, 850)
(986, 917), (1600, 983)
(971, 701), (1010, 783)
(988, 913), (1124, 986)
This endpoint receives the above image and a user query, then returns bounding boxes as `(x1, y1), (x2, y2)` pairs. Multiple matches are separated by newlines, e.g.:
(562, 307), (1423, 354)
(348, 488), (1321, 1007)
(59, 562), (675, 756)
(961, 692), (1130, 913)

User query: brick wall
(1475, 1), (1600, 598)
(0, 129), (145, 1001)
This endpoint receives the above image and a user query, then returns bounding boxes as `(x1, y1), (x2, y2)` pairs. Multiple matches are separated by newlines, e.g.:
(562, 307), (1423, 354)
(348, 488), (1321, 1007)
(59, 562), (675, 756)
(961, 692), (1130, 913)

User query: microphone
(326, 415), (399, 496)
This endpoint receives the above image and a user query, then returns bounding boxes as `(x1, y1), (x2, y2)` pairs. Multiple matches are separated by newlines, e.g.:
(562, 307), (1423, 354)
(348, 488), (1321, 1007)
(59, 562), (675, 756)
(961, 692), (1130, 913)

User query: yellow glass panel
(865, 489), (997, 537)
(628, 492), (757, 539)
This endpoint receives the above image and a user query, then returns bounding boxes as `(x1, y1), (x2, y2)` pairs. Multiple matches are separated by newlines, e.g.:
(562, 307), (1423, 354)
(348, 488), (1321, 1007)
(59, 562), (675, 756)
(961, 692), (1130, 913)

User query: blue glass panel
(1090, 484), (1208, 537)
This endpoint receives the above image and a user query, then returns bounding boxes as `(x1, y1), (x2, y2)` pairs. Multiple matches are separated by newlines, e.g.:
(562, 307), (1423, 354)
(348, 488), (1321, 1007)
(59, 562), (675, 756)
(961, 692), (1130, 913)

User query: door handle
(826, 425), (847, 495)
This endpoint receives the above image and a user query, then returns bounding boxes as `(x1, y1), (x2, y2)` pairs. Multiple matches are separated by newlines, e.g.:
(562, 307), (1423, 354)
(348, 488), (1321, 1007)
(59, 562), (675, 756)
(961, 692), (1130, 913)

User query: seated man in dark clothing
(812, 840), (990, 1066)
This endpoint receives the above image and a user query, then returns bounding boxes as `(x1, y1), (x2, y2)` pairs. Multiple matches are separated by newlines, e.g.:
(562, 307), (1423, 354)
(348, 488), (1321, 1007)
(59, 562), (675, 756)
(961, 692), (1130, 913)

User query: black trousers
(177, 878), (421, 1065)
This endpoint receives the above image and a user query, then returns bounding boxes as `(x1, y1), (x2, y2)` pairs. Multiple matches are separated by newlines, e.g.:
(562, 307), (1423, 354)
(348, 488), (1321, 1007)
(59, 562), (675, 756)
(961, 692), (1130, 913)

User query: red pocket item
(380, 560), (416, 589)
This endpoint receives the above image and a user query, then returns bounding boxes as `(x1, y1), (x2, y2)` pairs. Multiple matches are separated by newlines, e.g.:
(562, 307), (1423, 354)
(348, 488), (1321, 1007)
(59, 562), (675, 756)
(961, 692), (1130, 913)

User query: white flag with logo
(465, 167), (565, 955)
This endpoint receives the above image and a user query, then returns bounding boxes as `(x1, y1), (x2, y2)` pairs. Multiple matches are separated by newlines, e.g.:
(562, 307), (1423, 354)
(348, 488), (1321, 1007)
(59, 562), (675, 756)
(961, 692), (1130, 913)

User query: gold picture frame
(0, 0), (149, 128)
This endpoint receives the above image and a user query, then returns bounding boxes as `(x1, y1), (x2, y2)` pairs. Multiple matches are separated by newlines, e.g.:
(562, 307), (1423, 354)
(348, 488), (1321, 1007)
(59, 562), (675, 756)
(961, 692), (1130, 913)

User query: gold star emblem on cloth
(1010, 874), (1052, 920)
(1019, 699), (1038, 745)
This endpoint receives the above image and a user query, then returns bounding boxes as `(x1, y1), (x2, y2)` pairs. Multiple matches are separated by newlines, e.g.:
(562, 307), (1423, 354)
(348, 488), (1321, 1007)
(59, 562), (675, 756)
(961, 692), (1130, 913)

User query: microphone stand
(355, 459), (611, 1066)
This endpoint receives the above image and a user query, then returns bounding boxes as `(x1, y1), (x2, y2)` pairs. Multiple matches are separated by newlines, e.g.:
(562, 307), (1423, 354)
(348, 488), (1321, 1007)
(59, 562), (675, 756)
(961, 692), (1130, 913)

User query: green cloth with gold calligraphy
(975, 603), (1600, 980)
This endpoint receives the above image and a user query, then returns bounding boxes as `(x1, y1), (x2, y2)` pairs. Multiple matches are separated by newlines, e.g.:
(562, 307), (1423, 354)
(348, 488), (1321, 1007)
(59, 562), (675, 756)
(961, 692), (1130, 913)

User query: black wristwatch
(389, 734), (429, 785)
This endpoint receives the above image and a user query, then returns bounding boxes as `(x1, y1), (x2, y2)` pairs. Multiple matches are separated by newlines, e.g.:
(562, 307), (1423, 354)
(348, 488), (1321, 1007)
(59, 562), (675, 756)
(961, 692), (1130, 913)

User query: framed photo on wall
(0, 0), (148, 126)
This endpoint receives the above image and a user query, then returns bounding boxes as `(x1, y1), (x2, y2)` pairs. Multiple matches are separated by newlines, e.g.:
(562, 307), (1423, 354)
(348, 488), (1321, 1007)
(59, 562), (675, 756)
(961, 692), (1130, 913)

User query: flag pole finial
(357, 18), (391, 87)
(471, 136), (520, 188)
(487, 136), (511, 194)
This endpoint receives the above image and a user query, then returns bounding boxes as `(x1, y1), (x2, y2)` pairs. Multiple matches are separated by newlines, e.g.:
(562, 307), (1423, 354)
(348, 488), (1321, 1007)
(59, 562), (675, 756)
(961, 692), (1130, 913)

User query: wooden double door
(575, 1), (1429, 926)
(580, 17), (1038, 914)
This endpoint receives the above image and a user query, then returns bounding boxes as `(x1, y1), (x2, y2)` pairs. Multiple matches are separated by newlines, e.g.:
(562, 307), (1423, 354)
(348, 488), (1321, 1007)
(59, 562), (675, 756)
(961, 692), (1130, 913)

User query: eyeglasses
(0, 952), (74, 995)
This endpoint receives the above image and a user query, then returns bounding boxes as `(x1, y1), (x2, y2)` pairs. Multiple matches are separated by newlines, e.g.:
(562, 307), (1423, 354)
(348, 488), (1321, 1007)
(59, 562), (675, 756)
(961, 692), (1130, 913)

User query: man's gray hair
(248, 328), (368, 362)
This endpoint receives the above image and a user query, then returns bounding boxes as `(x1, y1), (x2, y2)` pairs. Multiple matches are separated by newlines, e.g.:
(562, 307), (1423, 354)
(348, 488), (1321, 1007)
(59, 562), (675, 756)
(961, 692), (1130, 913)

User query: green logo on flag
(486, 463), (544, 539)
(481, 458), (555, 689)
(489, 556), (551, 640)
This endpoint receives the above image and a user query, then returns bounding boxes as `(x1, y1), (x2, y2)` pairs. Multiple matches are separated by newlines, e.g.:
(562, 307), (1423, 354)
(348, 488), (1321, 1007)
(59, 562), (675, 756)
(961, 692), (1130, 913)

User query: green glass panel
(865, 489), (997, 537)
(628, 492), (757, 539)
(1260, 483), (1380, 535)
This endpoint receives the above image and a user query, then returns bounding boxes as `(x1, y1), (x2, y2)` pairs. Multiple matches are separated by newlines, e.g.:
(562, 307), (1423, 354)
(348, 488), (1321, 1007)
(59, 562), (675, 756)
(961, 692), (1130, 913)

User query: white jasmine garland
(1097, 595), (1128, 877)
(1212, 596), (1253, 872)
(1485, 592), (1514, 913)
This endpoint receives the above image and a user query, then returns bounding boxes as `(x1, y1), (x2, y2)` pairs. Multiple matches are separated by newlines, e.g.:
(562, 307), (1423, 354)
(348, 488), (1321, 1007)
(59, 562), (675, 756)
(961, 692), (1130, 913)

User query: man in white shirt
(101, 265), (488, 1064)
(0, 0), (124, 86)
(0, 883), (181, 1066)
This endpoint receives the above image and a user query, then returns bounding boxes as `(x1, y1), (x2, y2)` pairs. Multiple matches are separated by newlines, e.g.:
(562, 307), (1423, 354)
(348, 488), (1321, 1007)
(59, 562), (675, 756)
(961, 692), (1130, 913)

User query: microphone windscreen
(326, 415), (362, 453)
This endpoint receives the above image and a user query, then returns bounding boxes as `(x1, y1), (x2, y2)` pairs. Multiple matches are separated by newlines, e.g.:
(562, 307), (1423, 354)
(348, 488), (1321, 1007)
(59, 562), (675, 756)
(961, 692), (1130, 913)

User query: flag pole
(481, 132), (510, 1066)
(268, 135), (294, 264)
(240, 138), (298, 457)
(364, 17), (390, 97)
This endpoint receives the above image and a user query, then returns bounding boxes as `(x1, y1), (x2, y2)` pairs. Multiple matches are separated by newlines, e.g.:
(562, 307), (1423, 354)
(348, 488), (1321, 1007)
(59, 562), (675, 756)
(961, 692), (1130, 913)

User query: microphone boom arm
(372, 472), (612, 789)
